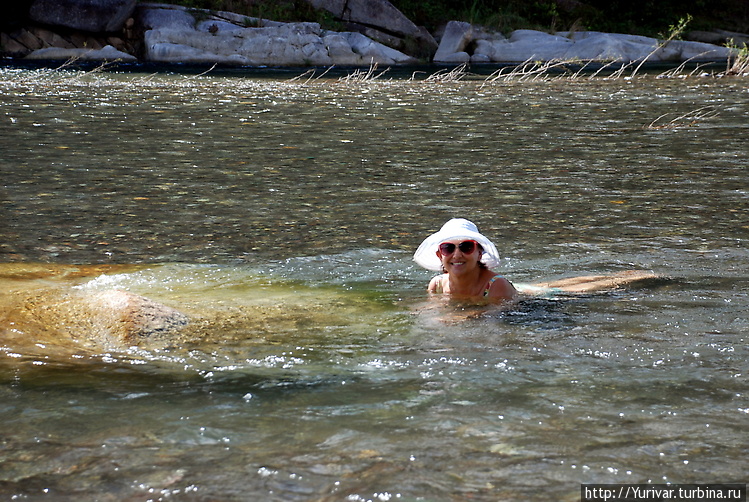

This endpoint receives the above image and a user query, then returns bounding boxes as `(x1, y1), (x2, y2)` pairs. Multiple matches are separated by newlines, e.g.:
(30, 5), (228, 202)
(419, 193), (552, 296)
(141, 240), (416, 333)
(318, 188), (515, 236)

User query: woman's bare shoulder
(486, 274), (518, 301)
(428, 274), (446, 293)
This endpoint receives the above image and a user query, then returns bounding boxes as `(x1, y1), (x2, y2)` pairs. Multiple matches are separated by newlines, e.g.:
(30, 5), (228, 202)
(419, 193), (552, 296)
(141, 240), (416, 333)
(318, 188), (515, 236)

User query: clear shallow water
(0, 67), (748, 501)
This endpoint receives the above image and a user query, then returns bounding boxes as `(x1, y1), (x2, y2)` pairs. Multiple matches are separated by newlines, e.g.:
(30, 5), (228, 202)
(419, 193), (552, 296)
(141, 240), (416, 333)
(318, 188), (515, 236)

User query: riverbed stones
(0, 264), (189, 351)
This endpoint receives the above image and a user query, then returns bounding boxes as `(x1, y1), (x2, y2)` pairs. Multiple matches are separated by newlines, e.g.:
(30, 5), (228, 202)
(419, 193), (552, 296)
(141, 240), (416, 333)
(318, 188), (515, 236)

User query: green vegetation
(726, 40), (749, 74)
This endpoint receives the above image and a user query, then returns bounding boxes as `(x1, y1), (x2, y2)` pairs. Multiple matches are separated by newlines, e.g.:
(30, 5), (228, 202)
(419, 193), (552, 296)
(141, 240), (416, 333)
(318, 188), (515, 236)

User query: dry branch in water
(645, 106), (721, 129)
(337, 61), (389, 82)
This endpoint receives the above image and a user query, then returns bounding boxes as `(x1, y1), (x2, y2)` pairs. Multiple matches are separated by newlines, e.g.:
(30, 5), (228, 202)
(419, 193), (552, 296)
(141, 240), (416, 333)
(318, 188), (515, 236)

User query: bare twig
(291, 65), (335, 84)
(723, 42), (749, 76)
(424, 63), (469, 83)
(337, 60), (389, 82)
(645, 106), (720, 129)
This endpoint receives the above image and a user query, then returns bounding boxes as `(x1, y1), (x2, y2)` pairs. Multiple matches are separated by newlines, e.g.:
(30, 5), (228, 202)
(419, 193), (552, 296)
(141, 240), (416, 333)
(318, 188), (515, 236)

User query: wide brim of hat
(413, 228), (501, 271)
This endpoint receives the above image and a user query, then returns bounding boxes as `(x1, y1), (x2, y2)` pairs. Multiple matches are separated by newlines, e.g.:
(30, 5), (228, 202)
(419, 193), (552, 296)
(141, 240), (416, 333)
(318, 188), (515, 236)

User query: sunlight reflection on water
(1, 68), (748, 500)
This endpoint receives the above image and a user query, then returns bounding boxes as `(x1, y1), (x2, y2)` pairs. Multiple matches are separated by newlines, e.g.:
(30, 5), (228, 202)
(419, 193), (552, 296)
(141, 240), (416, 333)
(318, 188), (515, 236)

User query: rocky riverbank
(1, 0), (747, 67)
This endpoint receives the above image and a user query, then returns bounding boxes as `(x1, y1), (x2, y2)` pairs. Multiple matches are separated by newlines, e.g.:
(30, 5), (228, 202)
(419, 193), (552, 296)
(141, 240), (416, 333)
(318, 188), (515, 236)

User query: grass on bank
(725, 41), (749, 75)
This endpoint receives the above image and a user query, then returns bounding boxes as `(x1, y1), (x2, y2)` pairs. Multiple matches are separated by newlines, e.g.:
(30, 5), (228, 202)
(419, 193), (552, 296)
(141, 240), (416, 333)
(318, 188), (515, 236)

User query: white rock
(323, 33), (362, 65)
(147, 41), (247, 65)
(434, 21), (473, 62)
(473, 39), (495, 58)
(490, 31), (572, 62)
(561, 32), (652, 61)
(563, 31), (656, 46)
(138, 5), (196, 30)
(438, 52), (471, 63)
(24, 45), (137, 62)
(341, 32), (416, 65)
(656, 39), (732, 61)
(489, 30), (734, 63)
(197, 20), (247, 34)
(470, 53), (491, 63)
(139, 5), (416, 66)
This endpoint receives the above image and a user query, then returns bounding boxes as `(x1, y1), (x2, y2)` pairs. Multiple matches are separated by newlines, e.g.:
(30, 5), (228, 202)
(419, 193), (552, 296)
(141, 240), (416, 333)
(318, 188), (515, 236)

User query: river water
(0, 65), (747, 501)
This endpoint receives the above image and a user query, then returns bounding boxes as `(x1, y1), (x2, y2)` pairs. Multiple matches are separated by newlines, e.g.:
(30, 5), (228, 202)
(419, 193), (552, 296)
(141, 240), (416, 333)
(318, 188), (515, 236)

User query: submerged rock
(0, 265), (189, 352)
(0, 263), (388, 357)
(83, 290), (189, 347)
(2, 287), (188, 351)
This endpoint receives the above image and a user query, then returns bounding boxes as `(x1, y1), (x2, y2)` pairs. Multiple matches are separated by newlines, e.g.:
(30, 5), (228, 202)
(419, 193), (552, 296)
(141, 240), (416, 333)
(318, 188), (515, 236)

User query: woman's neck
(447, 268), (487, 296)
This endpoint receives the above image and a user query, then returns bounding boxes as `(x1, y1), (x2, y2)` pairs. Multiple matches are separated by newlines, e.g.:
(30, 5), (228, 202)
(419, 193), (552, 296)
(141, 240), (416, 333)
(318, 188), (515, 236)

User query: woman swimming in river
(414, 218), (517, 301)
(413, 218), (658, 302)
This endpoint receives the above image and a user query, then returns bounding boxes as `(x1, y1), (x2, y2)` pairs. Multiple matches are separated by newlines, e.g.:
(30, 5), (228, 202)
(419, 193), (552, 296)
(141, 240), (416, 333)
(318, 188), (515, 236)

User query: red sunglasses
(439, 240), (478, 255)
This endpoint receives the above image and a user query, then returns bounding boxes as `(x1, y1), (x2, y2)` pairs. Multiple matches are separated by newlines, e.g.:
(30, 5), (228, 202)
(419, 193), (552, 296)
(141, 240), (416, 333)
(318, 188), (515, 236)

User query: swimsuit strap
(483, 275), (505, 297)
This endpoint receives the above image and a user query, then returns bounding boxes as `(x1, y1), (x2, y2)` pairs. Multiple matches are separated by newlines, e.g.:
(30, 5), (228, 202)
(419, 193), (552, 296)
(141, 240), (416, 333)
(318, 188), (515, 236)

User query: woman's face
(436, 240), (482, 275)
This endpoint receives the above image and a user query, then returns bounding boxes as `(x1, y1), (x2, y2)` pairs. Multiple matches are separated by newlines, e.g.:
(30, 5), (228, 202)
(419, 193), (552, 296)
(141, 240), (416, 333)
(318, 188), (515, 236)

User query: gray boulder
(556, 32), (652, 61)
(1, 33), (34, 57)
(433, 24), (734, 64)
(340, 31), (416, 65)
(494, 30), (572, 62)
(144, 24), (333, 66)
(560, 31), (732, 62)
(24, 44), (137, 62)
(139, 4), (417, 66)
(29, 0), (137, 33)
(306, 0), (437, 57)
(137, 3), (196, 31)
(434, 21), (473, 63)
(653, 39), (734, 62)
(687, 29), (749, 46)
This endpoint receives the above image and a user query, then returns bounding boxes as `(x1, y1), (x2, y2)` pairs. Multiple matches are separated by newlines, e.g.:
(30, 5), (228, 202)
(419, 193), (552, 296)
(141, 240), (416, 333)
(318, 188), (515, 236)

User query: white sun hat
(413, 218), (501, 271)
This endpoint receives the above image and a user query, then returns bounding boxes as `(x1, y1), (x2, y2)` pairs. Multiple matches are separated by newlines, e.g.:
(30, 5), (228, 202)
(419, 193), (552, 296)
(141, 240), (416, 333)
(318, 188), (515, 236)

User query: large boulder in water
(29, 0), (137, 33)
(0, 265), (189, 352)
(82, 290), (189, 348)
